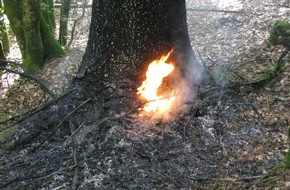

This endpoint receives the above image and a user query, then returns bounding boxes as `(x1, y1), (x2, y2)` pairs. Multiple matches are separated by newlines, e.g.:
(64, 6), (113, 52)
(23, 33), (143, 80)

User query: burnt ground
(1, 0), (290, 189)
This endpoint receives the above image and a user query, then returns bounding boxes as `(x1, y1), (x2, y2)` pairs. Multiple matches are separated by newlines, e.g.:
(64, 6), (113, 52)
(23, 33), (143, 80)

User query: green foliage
(284, 149), (290, 169)
(260, 64), (276, 80)
(283, 125), (290, 169)
(215, 70), (234, 84)
(258, 61), (285, 82)
(268, 21), (290, 47)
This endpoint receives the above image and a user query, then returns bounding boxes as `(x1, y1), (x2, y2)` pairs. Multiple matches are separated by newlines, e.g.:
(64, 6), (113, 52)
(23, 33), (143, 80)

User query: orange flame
(137, 51), (175, 114)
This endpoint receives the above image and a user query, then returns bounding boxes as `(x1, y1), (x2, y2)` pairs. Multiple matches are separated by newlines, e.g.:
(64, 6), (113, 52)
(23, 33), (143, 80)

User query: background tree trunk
(3, 0), (26, 61)
(3, 0), (65, 73)
(41, 0), (56, 32)
(0, 0), (9, 56)
(22, 0), (44, 73)
(58, 0), (72, 46)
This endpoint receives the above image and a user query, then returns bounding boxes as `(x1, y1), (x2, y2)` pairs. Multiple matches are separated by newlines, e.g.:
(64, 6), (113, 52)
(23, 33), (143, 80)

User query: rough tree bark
(16, 0), (198, 136)
(1, 0), (201, 188)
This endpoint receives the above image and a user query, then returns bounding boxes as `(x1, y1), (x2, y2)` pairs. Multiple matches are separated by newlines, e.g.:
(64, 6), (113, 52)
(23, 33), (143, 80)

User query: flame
(137, 51), (175, 114)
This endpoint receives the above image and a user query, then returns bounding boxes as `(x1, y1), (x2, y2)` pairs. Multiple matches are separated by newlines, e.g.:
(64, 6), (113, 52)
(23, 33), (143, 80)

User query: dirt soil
(1, 0), (290, 189)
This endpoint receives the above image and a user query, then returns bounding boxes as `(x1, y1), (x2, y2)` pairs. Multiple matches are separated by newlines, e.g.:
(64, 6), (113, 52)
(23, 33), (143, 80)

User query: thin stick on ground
(197, 49), (217, 85)
(68, 0), (89, 48)
(0, 66), (56, 99)
(0, 59), (25, 70)
(29, 97), (91, 153)
(188, 174), (277, 182)
(0, 88), (76, 129)
(187, 8), (245, 14)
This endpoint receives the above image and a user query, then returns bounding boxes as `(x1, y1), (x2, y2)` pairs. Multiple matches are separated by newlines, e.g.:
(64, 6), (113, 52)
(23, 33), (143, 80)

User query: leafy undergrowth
(0, 0), (290, 189)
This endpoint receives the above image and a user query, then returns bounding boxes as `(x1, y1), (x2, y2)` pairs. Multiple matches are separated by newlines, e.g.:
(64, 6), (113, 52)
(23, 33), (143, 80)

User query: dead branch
(275, 46), (289, 70)
(197, 49), (217, 85)
(0, 107), (38, 127)
(69, 121), (79, 189)
(200, 45), (289, 92)
(29, 98), (91, 153)
(54, 3), (92, 8)
(187, 8), (245, 14)
(0, 88), (76, 128)
(0, 66), (56, 99)
(189, 174), (276, 182)
(0, 59), (25, 70)
(68, 0), (88, 48)
(227, 68), (247, 81)
(229, 45), (289, 88)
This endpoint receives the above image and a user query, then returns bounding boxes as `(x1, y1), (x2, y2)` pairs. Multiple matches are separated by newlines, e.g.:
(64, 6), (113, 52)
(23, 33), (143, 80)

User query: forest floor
(0, 0), (290, 189)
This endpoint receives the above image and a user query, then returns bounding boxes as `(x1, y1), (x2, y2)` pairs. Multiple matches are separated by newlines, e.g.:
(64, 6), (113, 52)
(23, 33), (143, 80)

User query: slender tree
(0, 0), (9, 58)
(59, 0), (72, 46)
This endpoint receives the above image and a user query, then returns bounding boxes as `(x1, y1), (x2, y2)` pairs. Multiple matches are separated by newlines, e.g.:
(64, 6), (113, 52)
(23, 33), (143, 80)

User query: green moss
(214, 70), (235, 84)
(0, 126), (15, 142)
(4, 0), (65, 73)
(40, 15), (66, 58)
(268, 21), (290, 46)
(23, 0), (44, 73)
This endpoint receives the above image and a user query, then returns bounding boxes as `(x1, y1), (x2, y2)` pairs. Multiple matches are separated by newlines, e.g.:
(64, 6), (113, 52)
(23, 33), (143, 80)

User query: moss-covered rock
(268, 21), (290, 47)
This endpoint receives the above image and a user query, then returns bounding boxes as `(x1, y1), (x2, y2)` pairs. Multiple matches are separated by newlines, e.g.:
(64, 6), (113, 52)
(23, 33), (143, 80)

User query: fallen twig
(189, 174), (276, 182)
(0, 88), (76, 128)
(29, 98), (91, 153)
(68, 0), (89, 48)
(0, 59), (25, 70)
(69, 120), (80, 189)
(187, 8), (245, 14)
(197, 49), (217, 85)
(0, 66), (56, 99)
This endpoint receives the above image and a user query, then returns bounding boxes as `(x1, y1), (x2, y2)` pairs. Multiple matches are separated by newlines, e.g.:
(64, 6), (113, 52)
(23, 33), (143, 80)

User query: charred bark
(9, 0), (200, 151)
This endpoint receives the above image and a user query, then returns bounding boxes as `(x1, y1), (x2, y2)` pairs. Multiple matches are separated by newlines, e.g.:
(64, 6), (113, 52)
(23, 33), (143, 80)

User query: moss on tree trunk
(47, 0), (56, 30)
(0, 0), (9, 55)
(40, 14), (66, 58)
(41, 0), (56, 32)
(4, 0), (65, 73)
(23, 0), (44, 73)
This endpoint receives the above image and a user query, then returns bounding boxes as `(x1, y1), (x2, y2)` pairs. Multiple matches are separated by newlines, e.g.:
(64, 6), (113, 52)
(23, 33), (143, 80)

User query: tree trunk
(47, 0), (56, 30)
(0, 0), (9, 56)
(12, 0), (198, 147)
(41, 0), (56, 32)
(3, 0), (65, 73)
(3, 0), (26, 61)
(22, 0), (44, 73)
(2, 0), (201, 188)
(58, 0), (72, 46)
